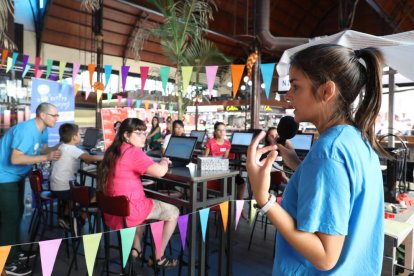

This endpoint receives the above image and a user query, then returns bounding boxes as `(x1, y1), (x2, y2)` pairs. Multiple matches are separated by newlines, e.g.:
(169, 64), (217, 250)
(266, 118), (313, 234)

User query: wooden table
(144, 163), (239, 276)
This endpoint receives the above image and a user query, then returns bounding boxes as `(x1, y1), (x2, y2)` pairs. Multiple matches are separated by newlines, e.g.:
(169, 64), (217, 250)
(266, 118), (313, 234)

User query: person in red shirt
(204, 122), (246, 201)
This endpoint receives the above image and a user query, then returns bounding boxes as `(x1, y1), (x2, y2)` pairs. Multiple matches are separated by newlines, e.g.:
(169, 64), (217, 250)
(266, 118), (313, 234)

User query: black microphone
(276, 116), (299, 145)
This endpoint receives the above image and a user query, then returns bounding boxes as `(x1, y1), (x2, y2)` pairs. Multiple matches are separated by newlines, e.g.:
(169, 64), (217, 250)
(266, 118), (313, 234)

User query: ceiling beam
(365, 0), (400, 32)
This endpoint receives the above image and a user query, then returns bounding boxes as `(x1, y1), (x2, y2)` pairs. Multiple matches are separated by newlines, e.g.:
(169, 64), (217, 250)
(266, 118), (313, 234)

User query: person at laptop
(204, 122), (246, 201)
(162, 119), (185, 156)
(97, 118), (179, 268)
(246, 45), (386, 274)
(50, 123), (103, 228)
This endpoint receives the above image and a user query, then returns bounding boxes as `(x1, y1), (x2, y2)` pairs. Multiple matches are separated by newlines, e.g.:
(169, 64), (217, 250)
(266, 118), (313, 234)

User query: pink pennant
(34, 57), (41, 77)
(150, 221), (165, 258)
(235, 200), (245, 230)
(39, 239), (62, 276)
(206, 65), (218, 97)
(177, 215), (189, 250)
(153, 102), (158, 111)
(72, 62), (81, 86)
(140, 66), (149, 95)
(117, 95), (122, 107)
(35, 69), (44, 78)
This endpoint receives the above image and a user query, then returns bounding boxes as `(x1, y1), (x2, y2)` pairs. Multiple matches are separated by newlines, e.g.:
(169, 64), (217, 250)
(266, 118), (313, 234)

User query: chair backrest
(29, 169), (43, 195)
(96, 191), (130, 217)
(71, 186), (91, 207)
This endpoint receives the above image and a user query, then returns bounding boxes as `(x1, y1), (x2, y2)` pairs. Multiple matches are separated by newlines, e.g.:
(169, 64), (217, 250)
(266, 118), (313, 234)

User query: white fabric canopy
(277, 30), (414, 81)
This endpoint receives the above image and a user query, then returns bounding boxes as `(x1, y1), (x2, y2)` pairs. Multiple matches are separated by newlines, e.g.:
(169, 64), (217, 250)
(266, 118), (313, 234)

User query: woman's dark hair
(264, 127), (277, 147)
(290, 44), (386, 156)
(172, 120), (184, 136)
(98, 118), (147, 194)
(213, 122), (225, 139)
(150, 116), (160, 134)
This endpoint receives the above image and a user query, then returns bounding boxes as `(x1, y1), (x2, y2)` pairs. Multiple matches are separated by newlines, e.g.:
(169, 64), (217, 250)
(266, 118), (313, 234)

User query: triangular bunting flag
(107, 92), (112, 102)
(127, 97), (131, 107)
(104, 65), (112, 88)
(60, 81), (68, 94)
(22, 64), (31, 78)
(219, 201), (229, 232)
(199, 208), (210, 242)
(96, 90), (103, 102)
(83, 233), (102, 276)
(117, 95), (122, 107)
(235, 200), (245, 230)
(169, 104), (173, 113)
(177, 214), (189, 250)
(181, 66), (193, 96)
(250, 199), (257, 225)
(0, 246), (11, 273)
(231, 64), (245, 98)
(1, 49), (8, 68)
(35, 69), (44, 79)
(72, 62), (81, 86)
(120, 227), (136, 268)
(22, 55), (29, 75)
(160, 104), (165, 110)
(135, 99), (141, 108)
(140, 66), (149, 95)
(11, 52), (18, 71)
(59, 60), (67, 81)
(85, 88), (91, 100)
(46, 59), (53, 79)
(49, 74), (58, 81)
(74, 84), (80, 97)
(34, 56), (41, 77)
(88, 64), (96, 87)
(39, 239), (62, 276)
(121, 65), (130, 92)
(150, 221), (165, 258)
(260, 63), (276, 99)
(160, 66), (170, 95)
(6, 57), (12, 73)
(144, 101), (149, 111)
(206, 65), (218, 97)
(153, 102), (158, 111)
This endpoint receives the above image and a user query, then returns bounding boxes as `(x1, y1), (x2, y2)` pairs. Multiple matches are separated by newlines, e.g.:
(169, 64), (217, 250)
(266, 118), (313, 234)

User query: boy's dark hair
(59, 123), (79, 143)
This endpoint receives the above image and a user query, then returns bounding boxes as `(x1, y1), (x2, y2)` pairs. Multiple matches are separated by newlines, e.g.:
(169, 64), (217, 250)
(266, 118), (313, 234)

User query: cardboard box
(197, 156), (229, 171)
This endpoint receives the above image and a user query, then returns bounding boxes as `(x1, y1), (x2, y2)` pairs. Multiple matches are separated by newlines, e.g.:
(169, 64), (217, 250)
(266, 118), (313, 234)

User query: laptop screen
(83, 128), (99, 148)
(164, 136), (198, 164)
(289, 133), (314, 151)
(190, 130), (206, 143)
(231, 132), (254, 147)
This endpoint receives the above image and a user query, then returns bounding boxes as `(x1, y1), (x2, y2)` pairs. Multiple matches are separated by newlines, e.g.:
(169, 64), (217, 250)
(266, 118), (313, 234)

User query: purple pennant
(121, 65), (130, 92)
(49, 74), (58, 81)
(177, 215), (189, 250)
(22, 55), (29, 75)
(127, 97), (131, 107)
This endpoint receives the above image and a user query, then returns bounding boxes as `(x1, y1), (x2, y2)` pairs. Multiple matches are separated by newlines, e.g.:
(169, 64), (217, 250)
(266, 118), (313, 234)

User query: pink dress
(104, 143), (155, 229)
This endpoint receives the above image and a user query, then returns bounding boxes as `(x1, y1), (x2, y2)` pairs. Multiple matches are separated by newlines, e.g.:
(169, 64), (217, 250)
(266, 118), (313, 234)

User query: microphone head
(276, 116), (299, 145)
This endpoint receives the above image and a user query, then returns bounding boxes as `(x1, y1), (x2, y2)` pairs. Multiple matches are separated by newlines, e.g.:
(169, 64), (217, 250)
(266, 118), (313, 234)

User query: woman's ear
(321, 81), (336, 102)
(123, 132), (129, 141)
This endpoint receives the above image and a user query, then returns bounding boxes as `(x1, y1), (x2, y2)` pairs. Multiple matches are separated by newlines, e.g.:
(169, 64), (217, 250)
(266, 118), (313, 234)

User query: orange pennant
(0, 246), (11, 272)
(74, 83), (80, 97)
(88, 64), (96, 87)
(1, 49), (8, 68)
(144, 101), (149, 111)
(219, 201), (229, 232)
(231, 64), (245, 98)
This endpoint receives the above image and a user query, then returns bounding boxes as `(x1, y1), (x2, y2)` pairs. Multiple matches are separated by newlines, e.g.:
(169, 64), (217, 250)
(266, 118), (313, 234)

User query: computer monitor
(289, 133), (314, 151)
(230, 132), (254, 152)
(81, 128), (100, 149)
(190, 130), (207, 143)
(164, 136), (198, 167)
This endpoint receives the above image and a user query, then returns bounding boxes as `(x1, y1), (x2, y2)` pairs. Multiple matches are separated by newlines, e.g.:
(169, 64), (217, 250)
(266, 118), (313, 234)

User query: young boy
(50, 123), (103, 228)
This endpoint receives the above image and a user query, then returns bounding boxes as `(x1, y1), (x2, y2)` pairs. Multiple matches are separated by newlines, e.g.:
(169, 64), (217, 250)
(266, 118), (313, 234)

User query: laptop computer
(164, 136), (198, 167)
(289, 133), (314, 159)
(79, 128), (100, 151)
(190, 130), (207, 149)
(230, 131), (254, 153)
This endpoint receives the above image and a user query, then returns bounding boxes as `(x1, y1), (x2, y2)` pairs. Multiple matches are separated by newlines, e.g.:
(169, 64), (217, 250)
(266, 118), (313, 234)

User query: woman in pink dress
(98, 118), (178, 268)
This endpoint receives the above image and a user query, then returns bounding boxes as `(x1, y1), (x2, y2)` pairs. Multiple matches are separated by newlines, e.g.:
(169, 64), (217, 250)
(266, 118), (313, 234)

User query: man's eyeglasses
(47, 113), (60, 118)
(132, 131), (147, 137)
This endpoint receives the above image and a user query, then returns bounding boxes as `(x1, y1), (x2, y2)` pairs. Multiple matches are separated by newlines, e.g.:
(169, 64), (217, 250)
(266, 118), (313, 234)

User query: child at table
(50, 123), (103, 227)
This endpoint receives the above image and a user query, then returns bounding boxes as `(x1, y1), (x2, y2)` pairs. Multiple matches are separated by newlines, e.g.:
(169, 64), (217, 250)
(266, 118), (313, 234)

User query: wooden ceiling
(41, 0), (414, 66)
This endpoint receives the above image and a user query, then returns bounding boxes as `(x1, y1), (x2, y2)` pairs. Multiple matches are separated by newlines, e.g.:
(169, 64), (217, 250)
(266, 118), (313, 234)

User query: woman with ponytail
(98, 118), (179, 268)
(247, 44), (386, 274)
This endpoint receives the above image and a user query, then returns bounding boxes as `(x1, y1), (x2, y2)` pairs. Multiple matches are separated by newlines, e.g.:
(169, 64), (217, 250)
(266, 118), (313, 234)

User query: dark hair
(36, 102), (56, 117)
(150, 116), (160, 134)
(265, 127), (277, 146)
(113, 121), (121, 129)
(290, 44), (386, 156)
(98, 118), (147, 194)
(172, 120), (184, 136)
(213, 122), (225, 139)
(59, 123), (79, 143)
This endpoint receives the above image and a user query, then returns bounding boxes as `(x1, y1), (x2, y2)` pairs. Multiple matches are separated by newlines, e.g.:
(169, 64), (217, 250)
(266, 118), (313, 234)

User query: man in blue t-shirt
(0, 102), (62, 275)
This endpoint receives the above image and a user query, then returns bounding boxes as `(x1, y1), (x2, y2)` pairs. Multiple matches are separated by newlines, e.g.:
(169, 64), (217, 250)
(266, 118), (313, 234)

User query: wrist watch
(256, 193), (277, 216)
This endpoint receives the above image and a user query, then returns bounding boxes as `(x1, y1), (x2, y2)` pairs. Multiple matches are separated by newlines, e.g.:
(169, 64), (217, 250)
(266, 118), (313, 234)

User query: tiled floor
(18, 185), (276, 276)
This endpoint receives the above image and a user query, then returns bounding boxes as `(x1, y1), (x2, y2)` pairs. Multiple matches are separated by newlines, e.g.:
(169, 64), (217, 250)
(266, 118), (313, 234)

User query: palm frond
(0, 0), (16, 50)
(80, 0), (101, 13)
